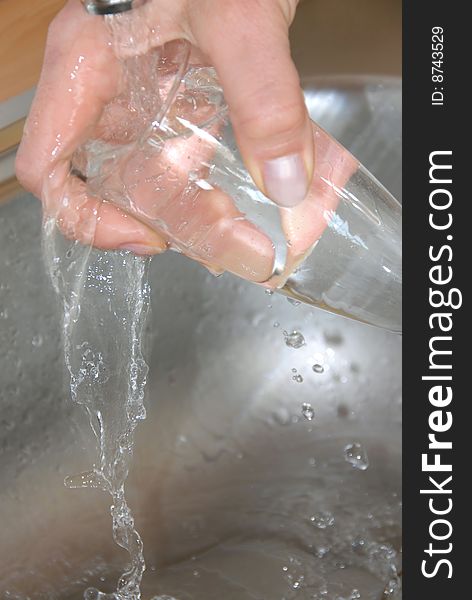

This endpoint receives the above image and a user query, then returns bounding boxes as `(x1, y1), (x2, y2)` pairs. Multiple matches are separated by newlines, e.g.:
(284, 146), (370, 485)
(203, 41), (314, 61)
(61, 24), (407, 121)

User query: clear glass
(281, 164), (402, 332)
(73, 39), (402, 333)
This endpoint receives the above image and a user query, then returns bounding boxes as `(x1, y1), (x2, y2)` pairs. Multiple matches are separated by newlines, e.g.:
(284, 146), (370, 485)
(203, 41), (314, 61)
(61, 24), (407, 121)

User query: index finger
(16, 0), (119, 198)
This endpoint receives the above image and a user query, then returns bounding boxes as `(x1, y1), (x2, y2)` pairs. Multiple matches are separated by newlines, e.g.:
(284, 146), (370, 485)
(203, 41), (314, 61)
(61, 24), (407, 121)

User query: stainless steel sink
(0, 77), (402, 599)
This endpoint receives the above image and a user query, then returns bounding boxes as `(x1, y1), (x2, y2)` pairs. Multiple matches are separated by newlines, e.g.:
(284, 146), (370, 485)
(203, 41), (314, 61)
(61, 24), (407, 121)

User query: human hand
(16, 0), (353, 283)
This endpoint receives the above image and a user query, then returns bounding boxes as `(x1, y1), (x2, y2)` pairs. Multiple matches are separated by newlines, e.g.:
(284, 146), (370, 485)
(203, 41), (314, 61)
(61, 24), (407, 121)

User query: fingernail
(118, 243), (165, 256)
(263, 153), (309, 208)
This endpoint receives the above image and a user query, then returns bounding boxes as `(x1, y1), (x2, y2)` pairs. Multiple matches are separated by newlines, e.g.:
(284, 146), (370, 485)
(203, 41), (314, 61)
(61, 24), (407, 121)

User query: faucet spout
(81, 0), (146, 15)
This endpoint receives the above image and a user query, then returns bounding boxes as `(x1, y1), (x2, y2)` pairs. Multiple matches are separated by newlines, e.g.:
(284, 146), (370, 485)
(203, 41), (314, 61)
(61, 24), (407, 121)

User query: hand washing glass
(73, 36), (402, 333)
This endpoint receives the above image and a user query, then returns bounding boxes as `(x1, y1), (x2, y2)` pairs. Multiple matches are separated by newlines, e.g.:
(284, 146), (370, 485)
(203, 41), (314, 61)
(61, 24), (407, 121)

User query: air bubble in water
(344, 442), (369, 470)
(83, 588), (101, 600)
(282, 556), (305, 592)
(382, 577), (400, 597)
(284, 330), (305, 348)
(292, 374), (304, 383)
(64, 469), (103, 489)
(315, 545), (330, 559)
(309, 511), (335, 529)
(302, 402), (315, 421)
(312, 363), (324, 373)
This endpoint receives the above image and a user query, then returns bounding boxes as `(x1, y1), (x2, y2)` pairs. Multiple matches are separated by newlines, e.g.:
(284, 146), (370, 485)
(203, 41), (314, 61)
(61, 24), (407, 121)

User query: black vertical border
(403, 2), (467, 598)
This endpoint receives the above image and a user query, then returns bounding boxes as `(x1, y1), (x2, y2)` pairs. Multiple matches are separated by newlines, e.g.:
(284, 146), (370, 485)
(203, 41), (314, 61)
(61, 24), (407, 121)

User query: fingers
(44, 164), (167, 254)
(166, 188), (276, 282)
(16, 0), (118, 197)
(189, 0), (313, 208)
(99, 127), (275, 281)
(269, 123), (359, 287)
(16, 0), (166, 254)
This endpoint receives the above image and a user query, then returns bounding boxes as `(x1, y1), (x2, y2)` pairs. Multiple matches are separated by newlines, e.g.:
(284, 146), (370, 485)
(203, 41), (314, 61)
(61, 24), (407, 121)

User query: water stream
(43, 217), (151, 599)
(42, 12), (167, 599)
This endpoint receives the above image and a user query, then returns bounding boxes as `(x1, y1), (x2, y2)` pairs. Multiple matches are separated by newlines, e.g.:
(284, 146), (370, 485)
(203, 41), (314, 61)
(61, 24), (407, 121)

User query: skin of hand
(16, 0), (313, 256)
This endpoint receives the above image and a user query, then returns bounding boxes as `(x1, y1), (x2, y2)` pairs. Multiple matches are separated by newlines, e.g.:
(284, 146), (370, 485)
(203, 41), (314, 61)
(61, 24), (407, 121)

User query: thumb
(191, 0), (313, 207)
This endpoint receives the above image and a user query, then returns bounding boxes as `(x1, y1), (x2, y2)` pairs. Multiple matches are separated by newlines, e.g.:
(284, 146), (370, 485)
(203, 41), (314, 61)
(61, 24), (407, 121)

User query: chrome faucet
(81, 0), (146, 15)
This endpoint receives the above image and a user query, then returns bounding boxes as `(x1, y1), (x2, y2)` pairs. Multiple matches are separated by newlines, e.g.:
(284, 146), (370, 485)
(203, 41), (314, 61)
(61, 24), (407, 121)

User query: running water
(41, 12), (168, 599)
(43, 218), (151, 600)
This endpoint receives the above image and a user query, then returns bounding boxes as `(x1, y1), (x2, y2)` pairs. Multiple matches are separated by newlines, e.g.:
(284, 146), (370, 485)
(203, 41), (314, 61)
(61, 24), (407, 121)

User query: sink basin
(0, 77), (402, 599)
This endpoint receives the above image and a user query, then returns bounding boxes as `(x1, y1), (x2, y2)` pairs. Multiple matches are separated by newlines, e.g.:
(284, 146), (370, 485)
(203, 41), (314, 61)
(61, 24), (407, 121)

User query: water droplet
(312, 363), (324, 373)
(315, 545), (330, 558)
(83, 588), (101, 600)
(287, 297), (301, 306)
(284, 330), (305, 348)
(273, 321), (280, 328)
(292, 374), (304, 383)
(309, 511), (335, 529)
(350, 590), (361, 600)
(344, 442), (369, 470)
(352, 537), (366, 553)
(302, 402), (315, 421)
(382, 577), (400, 597)
(282, 557), (305, 592)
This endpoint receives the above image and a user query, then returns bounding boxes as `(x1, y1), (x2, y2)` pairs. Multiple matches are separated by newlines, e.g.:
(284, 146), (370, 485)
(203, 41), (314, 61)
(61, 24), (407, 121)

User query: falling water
(43, 216), (151, 600)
